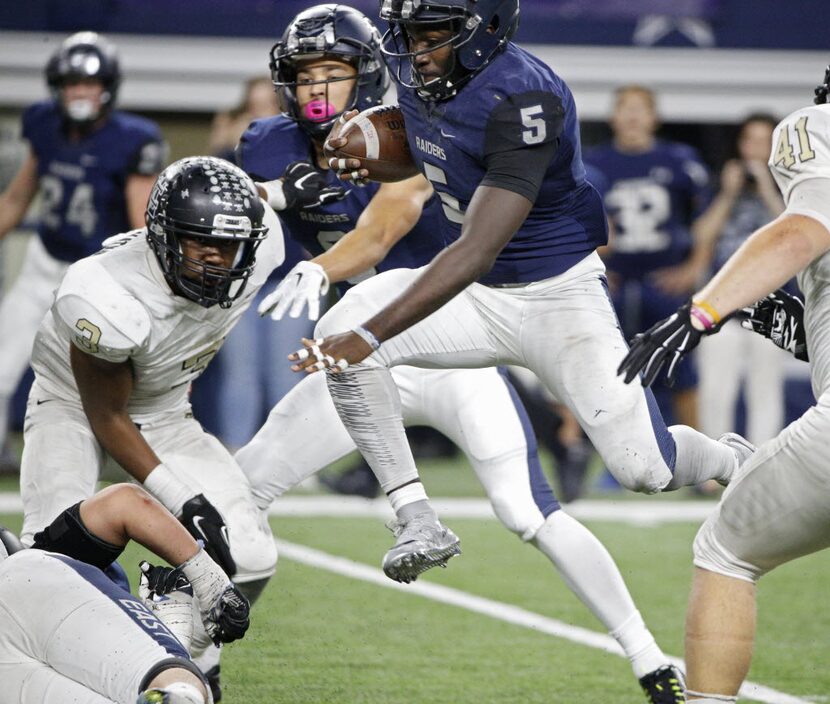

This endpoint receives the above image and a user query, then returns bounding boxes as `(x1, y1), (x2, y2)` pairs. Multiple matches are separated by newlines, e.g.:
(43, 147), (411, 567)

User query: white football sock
(666, 425), (736, 489)
(532, 511), (667, 678)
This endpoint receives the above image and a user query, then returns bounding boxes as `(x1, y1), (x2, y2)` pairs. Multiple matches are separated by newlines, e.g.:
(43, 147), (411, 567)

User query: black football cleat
(639, 665), (686, 703)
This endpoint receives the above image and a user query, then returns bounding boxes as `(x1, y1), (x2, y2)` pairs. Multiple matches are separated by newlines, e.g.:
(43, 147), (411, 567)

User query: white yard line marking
(0, 493), (717, 525)
(277, 539), (812, 704)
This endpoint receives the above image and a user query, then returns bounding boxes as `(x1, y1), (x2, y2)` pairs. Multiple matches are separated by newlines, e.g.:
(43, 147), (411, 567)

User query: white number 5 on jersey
(520, 105), (547, 145)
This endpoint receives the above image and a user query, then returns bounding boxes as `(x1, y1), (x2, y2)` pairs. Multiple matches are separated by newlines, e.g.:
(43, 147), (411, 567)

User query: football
(324, 105), (419, 183)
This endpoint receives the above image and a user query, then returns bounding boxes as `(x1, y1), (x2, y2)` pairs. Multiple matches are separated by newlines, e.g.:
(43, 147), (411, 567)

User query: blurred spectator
(694, 113), (788, 444)
(584, 85), (713, 429)
(208, 76), (279, 161)
(0, 33), (165, 470)
(196, 77), (316, 450)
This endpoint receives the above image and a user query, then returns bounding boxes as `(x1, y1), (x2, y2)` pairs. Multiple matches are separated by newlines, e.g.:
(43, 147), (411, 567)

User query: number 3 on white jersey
(773, 115), (816, 170)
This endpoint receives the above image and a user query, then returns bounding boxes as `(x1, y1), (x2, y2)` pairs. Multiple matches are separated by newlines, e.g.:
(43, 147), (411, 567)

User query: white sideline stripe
(0, 493), (717, 525)
(277, 539), (812, 704)
(265, 496), (719, 526)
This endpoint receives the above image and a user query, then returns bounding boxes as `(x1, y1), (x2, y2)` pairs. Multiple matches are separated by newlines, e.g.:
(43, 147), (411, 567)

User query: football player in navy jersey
(0, 483), (249, 704)
(237, 5), (685, 699)
(291, 3), (759, 699)
(584, 85), (713, 429)
(0, 31), (166, 462)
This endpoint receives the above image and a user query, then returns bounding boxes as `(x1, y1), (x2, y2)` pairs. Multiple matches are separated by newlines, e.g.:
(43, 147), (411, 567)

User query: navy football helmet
(815, 65), (830, 105)
(146, 157), (269, 309)
(379, 0), (520, 101)
(270, 4), (389, 139)
(45, 31), (121, 124)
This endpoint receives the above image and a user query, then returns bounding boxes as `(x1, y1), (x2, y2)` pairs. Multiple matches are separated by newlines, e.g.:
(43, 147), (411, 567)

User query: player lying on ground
(0, 482), (249, 704)
(618, 67), (830, 703)
(235, 5), (682, 697)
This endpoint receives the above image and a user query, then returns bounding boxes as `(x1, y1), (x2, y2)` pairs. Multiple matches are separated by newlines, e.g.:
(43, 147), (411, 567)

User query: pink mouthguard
(303, 100), (336, 122)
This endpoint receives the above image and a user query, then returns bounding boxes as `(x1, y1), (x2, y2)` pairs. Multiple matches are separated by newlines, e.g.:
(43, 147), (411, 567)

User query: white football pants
(19, 384), (277, 583)
(0, 550), (192, 704)
(694, 265), (830, 581)
(316, 254), (690, 494)
(237, 364), (558, 541)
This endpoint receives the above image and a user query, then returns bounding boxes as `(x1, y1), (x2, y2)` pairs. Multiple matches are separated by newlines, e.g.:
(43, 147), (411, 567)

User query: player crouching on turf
(0, 483), (249, 704)
(19, 156), (285, 700)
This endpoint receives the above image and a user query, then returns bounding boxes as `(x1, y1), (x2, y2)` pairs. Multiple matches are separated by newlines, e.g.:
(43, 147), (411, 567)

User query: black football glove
(738, 288), (809, 362)
(618, 301), (720, 387)
(180, 494), (236, 579)
(207, 584), (251, 645)
(138, 562), (192, 597)
(282, 161), (347, 210)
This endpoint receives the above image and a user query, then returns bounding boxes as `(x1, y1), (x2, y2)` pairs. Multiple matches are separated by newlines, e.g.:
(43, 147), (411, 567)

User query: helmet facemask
(379, 0), (520, 102)
(270, 4), (389, 139)
(146, 158), (269, 309)
(46, 32), (121, 126)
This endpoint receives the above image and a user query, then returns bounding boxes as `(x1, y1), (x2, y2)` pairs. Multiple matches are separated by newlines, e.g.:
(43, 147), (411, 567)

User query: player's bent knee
(488, 495), (547, 542)
(693, 517), (763, 583)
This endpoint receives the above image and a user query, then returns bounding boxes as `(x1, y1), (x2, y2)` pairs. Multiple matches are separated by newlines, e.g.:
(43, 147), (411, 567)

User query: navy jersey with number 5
(583, 141), (711, 279)
(397, 43), (608, 285)
(237, 115), (448, 296)
(22, 99), (166, 262)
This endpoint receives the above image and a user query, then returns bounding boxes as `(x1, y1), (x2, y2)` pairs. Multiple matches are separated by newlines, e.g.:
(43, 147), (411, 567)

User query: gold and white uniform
(20, 206), (284, 584)
(694, 104), (830, 581)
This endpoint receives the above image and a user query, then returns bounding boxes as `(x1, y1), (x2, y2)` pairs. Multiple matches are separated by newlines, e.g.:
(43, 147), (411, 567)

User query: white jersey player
(19, 157), (282, 696)
(619, 71), (830, 703)
(0, 482), (251, 704)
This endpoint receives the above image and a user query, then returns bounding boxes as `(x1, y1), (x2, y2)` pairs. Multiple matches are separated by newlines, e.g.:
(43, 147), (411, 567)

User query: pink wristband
(690, 306), (715, 330)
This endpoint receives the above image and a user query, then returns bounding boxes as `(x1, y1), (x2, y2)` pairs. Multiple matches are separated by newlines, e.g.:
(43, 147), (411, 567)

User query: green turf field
(1, 503), (826, 703)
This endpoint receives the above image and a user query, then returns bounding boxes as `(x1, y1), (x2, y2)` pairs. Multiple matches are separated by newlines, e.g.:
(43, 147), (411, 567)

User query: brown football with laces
(324, 105), (419, 183)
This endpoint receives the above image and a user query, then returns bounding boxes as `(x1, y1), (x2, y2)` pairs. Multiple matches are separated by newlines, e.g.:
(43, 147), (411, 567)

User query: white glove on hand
(179, 548), (250, 645)
(258, 260), (330, 320)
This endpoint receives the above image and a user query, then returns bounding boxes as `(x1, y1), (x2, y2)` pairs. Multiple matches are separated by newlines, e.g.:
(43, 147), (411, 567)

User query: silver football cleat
(382, 512), (461, 584)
